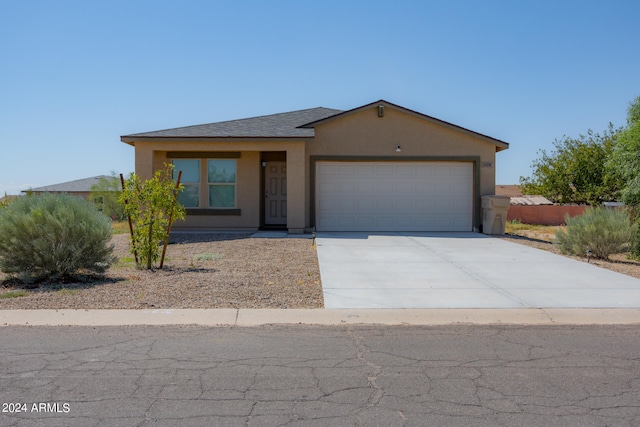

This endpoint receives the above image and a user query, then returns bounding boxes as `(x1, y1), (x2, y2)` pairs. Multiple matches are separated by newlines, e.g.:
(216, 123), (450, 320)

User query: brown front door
(265, 161), (287, 225)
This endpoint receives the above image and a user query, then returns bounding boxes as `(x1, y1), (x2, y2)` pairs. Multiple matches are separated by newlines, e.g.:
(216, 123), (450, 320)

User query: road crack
(346, 327), (385, 407)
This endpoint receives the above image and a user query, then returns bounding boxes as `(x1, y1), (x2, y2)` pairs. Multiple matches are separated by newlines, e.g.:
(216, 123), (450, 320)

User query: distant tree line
(520, 96), (640, 256)
(520, 96), (640, 207)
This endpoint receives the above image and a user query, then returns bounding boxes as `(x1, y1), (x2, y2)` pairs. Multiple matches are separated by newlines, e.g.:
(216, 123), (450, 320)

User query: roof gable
(299, 99), (509, 151)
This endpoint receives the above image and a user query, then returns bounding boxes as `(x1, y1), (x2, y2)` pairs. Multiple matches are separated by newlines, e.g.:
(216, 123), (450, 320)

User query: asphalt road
(1, 324), (640, 426)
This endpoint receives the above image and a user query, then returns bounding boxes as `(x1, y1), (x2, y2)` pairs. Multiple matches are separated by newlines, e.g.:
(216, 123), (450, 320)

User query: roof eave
(120, 135), (315, 145)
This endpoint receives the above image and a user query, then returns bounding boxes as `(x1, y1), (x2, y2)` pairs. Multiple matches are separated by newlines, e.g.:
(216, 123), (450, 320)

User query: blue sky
(1, 0), (639, 195)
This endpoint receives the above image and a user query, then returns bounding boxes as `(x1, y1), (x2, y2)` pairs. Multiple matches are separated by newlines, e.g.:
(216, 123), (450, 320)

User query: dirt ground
(0, 233), (324, 309)
(1, 230), (639, 309)
(499, 229), (640, 280)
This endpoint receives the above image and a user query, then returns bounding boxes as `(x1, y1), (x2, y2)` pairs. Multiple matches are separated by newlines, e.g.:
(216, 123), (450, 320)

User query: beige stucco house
(121, 100), (509, 233)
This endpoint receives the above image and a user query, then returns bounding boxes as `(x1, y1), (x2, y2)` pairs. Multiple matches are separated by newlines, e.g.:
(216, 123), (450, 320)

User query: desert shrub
(554, 208), (635, 259)
(629, 207), (640, 259)
(0, 193), (115, 281)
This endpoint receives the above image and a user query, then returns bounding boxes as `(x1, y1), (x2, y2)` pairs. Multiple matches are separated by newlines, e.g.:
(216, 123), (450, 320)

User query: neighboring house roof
(510, 195), (554, 206)
(495, 185), (553, 205)
(121, 107), (343, 141)
(300, 100), (509, 152)
(24, 176), (114, 193)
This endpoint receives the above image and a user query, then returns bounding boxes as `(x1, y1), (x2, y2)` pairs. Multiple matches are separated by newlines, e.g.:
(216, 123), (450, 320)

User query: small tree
(90, 173), (125, 220)
(0, 193), (115, 282)
(608, 97), (640, 206)
(119, 165), (186, 269)
(520, 125), (623, 205)
(607, 96), (640, 257)
(554, 208), (635, 259)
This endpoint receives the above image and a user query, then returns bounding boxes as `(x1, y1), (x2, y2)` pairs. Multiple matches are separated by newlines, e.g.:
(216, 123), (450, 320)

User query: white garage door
(315, 161), (473, 231)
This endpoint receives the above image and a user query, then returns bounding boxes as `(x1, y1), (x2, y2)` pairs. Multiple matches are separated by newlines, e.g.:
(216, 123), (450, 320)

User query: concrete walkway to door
(315, 232), (640, 309)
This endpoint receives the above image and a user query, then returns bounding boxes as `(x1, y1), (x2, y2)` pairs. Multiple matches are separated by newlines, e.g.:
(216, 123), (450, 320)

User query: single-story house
(22, 176), (115, 200)
(121, 100), (509, 233)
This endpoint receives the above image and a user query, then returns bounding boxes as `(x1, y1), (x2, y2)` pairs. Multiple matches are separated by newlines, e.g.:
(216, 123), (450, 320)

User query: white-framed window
(172, 159), (237, 209)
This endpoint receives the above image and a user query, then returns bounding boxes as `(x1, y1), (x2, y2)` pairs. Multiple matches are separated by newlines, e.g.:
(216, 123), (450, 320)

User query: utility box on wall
(482, 195), (510, 235)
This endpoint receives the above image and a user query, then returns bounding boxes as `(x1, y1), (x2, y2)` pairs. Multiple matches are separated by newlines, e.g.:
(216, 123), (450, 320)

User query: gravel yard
(499, 232), (640, 280)
(0, 233), (323, 309)
(1, 230), (639, 310)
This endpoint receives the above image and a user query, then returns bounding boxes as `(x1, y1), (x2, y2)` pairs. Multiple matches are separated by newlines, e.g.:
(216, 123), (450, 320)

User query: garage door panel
(375, 181), (394, 193)
(377, 164), (394, 174)
(356, 199), (374, 211)
(316, 161), (473, 232)
(455, 199), (472, 210)
(396, 181), (413, 193)
(338, 199), (357, 210)
(357, 165), (375, 175)
(356, 181), (374, 193)
(435, 165), (454, 175)
(334, 217), (356, 229)
(415, 200), (431, 210)
(396, 199), (413, 211)
(396, 165), (415, 175)
(432, 217), (453, 229)
(336, 164), (356, 174)
(432, 200), (452, 213)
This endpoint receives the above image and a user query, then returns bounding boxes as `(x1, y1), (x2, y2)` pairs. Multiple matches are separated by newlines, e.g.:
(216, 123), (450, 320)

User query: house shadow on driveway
(315, 232), (640, 309)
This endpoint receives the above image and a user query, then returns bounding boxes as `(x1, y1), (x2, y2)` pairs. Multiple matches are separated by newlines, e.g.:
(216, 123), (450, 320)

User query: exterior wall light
(395, 145), (402, 152)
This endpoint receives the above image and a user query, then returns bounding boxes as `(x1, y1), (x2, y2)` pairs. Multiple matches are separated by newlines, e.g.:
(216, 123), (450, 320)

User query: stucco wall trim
(309, 155), (481, 230)
(186, 208), (242, 216)
(168, 151), (241, 159)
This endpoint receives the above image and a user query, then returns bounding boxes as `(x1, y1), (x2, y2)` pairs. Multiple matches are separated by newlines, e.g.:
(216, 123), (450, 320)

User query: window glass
(173, 160), (200, 207)
(208, 160), (236, 208)
(172, 159), (200, 183)
(179, 185), (200, 208)
(209, 185), (235, 208)
(208, 160), (236, 183)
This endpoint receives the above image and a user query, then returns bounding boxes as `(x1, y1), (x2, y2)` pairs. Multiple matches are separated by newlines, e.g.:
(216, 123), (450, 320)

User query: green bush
(632, 224), (640, 259)
(629, 207), (640, 259)
(554, 208), (636, 259)
(0, 193), (115, 281)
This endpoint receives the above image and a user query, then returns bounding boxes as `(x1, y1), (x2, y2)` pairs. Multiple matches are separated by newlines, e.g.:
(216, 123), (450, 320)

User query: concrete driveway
(315, 232), (640, 309)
